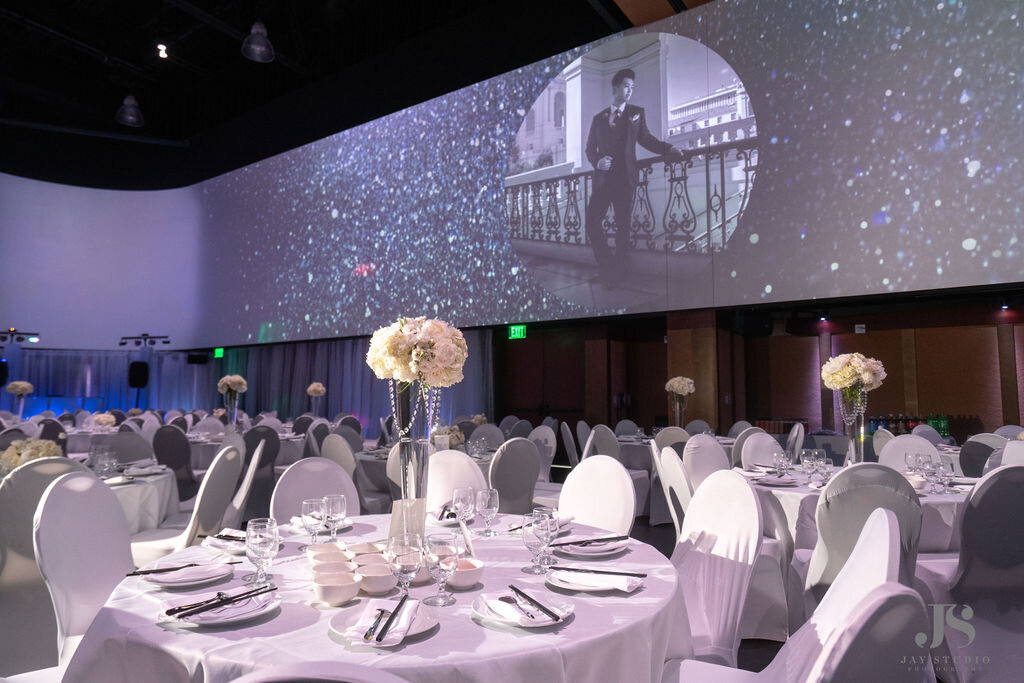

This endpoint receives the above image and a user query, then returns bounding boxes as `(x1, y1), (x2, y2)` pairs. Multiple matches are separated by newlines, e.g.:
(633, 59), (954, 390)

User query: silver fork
(499, 595), (536, 620)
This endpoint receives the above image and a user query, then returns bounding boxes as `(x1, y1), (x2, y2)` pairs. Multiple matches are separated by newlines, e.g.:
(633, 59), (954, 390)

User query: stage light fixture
(2, 328), (40, 344)
(241, 22), (275, 63)
(115, 95), (144, 127)
(119, 333), (171, 348)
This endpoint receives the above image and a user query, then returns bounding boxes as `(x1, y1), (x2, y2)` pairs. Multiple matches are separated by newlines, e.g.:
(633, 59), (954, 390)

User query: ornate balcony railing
(505, 138), (757, 254)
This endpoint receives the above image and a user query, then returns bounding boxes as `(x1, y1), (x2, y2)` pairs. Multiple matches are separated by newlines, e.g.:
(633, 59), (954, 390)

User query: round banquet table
(63, 514), (689, 683)
(105, 469), (180, 535)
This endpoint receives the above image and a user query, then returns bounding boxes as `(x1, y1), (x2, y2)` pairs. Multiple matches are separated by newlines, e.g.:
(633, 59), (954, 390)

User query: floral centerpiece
(821, 352), (886, 464)
(366, 317), (468, 508)
(126, 407), (143, 417)
(471, 413), (487, 425)
(431, 424), (466, 449)
(5, 381), (33, 420)
(665, 376), (695, 427)
(217, 374), (248, 427)
(93, 413), (116, 428)
(307, 382), (326, 417)
(1, 439), (62, 477)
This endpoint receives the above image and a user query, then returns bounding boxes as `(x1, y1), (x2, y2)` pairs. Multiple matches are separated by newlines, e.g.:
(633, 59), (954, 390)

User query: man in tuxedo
(585, 68), (681, 282)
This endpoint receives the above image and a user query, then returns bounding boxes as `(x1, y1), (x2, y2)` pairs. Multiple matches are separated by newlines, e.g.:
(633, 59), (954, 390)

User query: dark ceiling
(0, 0), (692, 190)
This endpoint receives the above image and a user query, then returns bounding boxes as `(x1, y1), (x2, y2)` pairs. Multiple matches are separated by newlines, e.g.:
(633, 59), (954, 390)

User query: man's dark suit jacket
(585, 104), (678, 190)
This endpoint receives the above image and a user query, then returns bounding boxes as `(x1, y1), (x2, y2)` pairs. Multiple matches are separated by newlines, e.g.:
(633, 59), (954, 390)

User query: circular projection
(505, 33), (758, 314)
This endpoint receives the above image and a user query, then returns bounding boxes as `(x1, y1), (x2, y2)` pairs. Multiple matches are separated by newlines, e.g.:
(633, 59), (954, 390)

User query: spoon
(499, 595), (536, 620)
(363, 608), (390, 640)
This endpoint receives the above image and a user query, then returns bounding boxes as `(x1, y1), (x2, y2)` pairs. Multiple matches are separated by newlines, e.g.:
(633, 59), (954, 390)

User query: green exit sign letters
(508, 324), (526, 340)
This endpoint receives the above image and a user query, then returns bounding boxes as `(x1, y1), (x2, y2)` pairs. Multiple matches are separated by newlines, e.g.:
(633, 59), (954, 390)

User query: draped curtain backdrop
(9, 329), (493, 438)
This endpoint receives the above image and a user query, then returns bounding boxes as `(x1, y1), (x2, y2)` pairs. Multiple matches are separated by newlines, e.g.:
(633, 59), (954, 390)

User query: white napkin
(124, 463), (167, 476)
(200, 528), (246, 553)
(344, 598), (420, 647)
(550, 570), (642, 593)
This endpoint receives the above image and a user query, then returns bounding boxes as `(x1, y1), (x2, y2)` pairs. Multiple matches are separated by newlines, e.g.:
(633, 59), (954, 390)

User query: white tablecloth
(64, 514), (688, 683)
(355, 450), (493, 495)
(107, 470), (180, 535)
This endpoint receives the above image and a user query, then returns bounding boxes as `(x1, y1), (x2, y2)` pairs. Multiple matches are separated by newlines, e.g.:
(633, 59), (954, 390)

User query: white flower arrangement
(126, 408), (142, 417)
(213, 408), (226, 417)
(307, 382), (326, 397)
(431, 424), (466, 447)
(665, 376), (695, 396)
(821, 352), (886, 394)
(471, 413), (487, 425)
(5, 381), (33, 396)
(366, 316), (468, 388)
(1018, 432), (1024, 441)
(93, 413), (116, 427)
(1, 439), (62, 476)
(217, 375), (248, 395)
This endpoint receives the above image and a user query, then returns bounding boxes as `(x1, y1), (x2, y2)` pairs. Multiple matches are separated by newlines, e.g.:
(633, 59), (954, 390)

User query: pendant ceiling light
(241, 22), (275, 63)
(114, 95), (144, 127)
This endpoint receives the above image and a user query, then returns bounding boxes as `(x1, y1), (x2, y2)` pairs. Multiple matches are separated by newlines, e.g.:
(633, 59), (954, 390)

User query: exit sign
(508, 324), (527, 340)
(214, 347), (225, 358)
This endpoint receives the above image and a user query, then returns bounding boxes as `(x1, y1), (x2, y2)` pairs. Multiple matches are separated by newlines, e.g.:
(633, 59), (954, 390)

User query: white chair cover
(541, 416), (559, 432)
(33, 472), (133, 667)
(654, 426), (689, 453)
(220, 440), (264, 531)
(614, 418), (640, 436)
(0, 457), (88, 676)
(508, 419), (532, 439)
(911, 423), (943, 445)
(426, 449), (488, 514)
(740, 431), (783, 471)
(107, 431), (154, 463)
(993, 424), (1024, 439)
(321, 434), (356, 479)
(231, 660), (407, 682)
(497, 415), (519, 433)
(785, 422), (805, 456)
(656, 446), (692, 544)
(258, 415), (283, 431)
(673, 470), (762, 667)
(332, 424), (364, 456)
(489, 438), (540, 514)
(468, 423), (504, 450)
(193, 416), (226, 435)
(588, 424), (620, 459)
(575, 420), (591, 455)
(527, 425), (557, 482)
(384, 443), (402, 500)
(321, 434), (389, 515)
(560, 421), (579, 467)
(1001, 440), (1024, 466)
(586, 424), (650, 516)
(877, 433), (938, 471)
(559, 455), (635, 535)
(129, 444), (242, 567)
(684, 419), (712, 435)
(966, 431), (1008, 453)
(872, 426), (895, 456)
(730, 426), (765, 468)
(726, 420), (752, 438)
(682, 434), (730, 493)
(270, 457), (359, 521)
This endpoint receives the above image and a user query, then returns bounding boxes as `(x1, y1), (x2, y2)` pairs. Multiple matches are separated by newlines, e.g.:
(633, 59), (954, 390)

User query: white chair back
(489, 438), (540, 514)
(194, 416), (226, 435)
(385, 443), (402, 499)
(507, 419), (532, 439)
(333, 424), (364, 456)
(614, 418), (640, 436)
(727, 420), (752, 437)
(654, 426), (689, 452)
(877, 433), (938, 471)
(468, 423), (504, 450)
(740, 431), (783, 470)
(1001, 440), (1024, 466)
(183, 444), (243, 543)
(497, 415), (519, 433)
(575, 420), (591, 454)
(910, 423), (943, 445)
(682, 434), (730, 493)
(684, 419), (712, 435)
(259, 415), (283, 431)
(558, 455), (635, 535)
(785, 422), (805, 455)
(426, 449), (488, 514)
(656, 445), (691, 544)
(33, 471), (133, 665)
(321, 434), (357, 480)
(994, 424), (1024, 439)
(271, 457), (358, 521)
(674, 469), (763, 667)
(221, 439), (264, 531)
(730, 426), (765, 467)
(560, 421), (579, 467)
(527, 425), (556, 482)
(965, 432), (1008, 451)
(872, 427), (895, 456)
(588, 424), (620, 460)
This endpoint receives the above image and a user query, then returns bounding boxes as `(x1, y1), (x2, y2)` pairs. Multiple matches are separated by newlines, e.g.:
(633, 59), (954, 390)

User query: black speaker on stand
(128, 361), (149, 409)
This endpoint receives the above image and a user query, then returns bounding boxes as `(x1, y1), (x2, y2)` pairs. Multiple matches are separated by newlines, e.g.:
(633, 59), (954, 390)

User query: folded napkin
(201, 528), (246, 553)
(124, 463), (167, 476)
(951, 476), (980, 485)
(344, 598), (420, 647)
(550, 570), (642, 593)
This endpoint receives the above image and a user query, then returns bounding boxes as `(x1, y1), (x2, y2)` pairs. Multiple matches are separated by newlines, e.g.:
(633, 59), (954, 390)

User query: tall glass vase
(838, 386), (867, 465)
(310, 395), (322, 418)
(224, 391), (239, 430)
(673, 395), (687, 427)
(391, 381), (439, 502)
(16, 395), (25, 421)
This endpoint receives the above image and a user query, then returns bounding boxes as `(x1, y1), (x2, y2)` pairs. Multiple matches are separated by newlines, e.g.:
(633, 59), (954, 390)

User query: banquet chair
(915, 465), (1024, 683)
(231, 661), (407, 683)
(1001, 439), (1024, 466)
(257, 415), (283, 431)
(958, 439), (996, 477)
(467, 423), (504, 450)
(193, 416), (226, 436)
(426, 449), (488, 514)
(270, 457), (358, 521)
(333, 424), (364, 457)
(654, 445), (692, 544)
(109, 409), (127, 425)
(965, 432), (1007, 451)
(321, 434), (357, 479)
(322, 434), (390, 514)
(729, 426), (765, 468)
(684, 419), (712, 435)
(33, 471), (133, 670)
(339, 415), (363, 436)
(911, 423), (944, 445)
(72, 410), (90, 428)
(152, 424), (199, 502)
(497, 415), (519, 434)
(118, 419), (142, 435)
(682, 434), (730, 493)
(785, 422), (804, 457)
(667, 508), (930, 683)
(384, 443), (405, 499)
(56, 413), (75, 428)
(0, 427), (27, 450)
(654, 426), (690, 454)
(877, 433), (940, 471)
(242, 426), (280, 518)
(528, 424), (557, 482)
(558, 455), (635, 535)
(993, 424), (1024, 439)
(740, 431), (784, 471)
(292, 415), (314, 435)
(0, 457), (89, 677)
(36, 419), (67, 456)
(871, 426), (895, 455)
(670, 469), (763, 667)
(457, 420), (477, 440)
(129, 444), (242, 567)
(489, 438), (541, 514)
(218, 439), (264, 530)
(727, 420), (753, 438)
(302, 420), (330, 459)
(542, 415), (559, 432)
(451, 415), (471, 425)
(614, 418), (640, 436)
(508, 419), (532, 439)
(791, 463), (922, 627)
(559, 421), (580, 467)
(575, 420), (591, 455)
(140, 420), (161, 445)
(585, 424), (650, 517)
(107, 431), (154, 464)
(169, 416), (189, 432)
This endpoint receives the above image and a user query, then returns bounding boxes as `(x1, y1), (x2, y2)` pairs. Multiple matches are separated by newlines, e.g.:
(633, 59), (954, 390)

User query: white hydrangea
(665, 376), (695, 396)
(217, 375), (248, 394)
(821, 352), (886, 392)
(366, 317), (468, 388)
(306, 382), (326, 397)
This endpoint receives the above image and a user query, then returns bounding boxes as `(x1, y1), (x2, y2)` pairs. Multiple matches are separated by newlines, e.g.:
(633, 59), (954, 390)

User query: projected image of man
(585, 68), (681, 283)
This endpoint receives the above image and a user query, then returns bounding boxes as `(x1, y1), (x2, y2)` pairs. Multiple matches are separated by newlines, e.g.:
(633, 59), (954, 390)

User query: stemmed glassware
(521, 511), (554, 574)
(937, 462), (953, 494)
(300, 498), (325, 551)
(245, 517), (279, 585)
(474, 489), (499, 536)
(535, 507), (558, 568)
(423, 532), (459, 607)
(921, 460), (939, 493)
(385, 533), (423, 596)
(323, 494), (347, 543)
(800, 449), (816, 481)
(905, 453), (917, 474)
(452, 486), (475, 524)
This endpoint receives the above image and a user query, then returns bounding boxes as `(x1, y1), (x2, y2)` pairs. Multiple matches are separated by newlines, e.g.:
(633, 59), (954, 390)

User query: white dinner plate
(143, 562), (234, 587)
(544, 570), (640, 593)
(754, 475), (799, 488)
(471, 592), (573, 628)
(553, 537), (629, 558)
(103, 476), (136, 487)
(328, 603), (438, 645)
(164, 591), (280, 626)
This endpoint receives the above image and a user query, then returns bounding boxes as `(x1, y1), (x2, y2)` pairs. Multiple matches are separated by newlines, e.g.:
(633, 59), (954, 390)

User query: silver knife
(171, 585), (277, 619)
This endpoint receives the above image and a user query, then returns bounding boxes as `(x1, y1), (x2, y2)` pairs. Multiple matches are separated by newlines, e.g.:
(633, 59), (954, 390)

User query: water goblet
(423, 532), (459, 607)
(300, 498), (325, 551)
(800, 449), (816, 481)
(385, 533), (423, 596)
(474, 488), (499, 536)
(915, 453), (933, 475)
(771, 451), (785, 477)
(520, 515), (547, 575)
(452, 486), (475, 523)
(322, 494), (347, 542)
(921, 461), (939, 493)
(245, 517), (279, 585)
(816, 456), (833, 484)
(904, 453), (917, 474)
(535, 508), (558, 568)
(937, 462), (953, 494)
(782, 450), (794, 475)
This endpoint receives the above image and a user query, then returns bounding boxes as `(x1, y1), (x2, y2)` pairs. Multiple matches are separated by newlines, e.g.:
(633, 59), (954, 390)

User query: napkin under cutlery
(344, 598), (420, 647)
(167, 585), (277, 620)
(550, 535), (628, 548)
(549, 568), (643, 592)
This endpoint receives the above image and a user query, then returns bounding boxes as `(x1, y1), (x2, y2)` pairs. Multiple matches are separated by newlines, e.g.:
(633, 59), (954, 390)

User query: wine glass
(535, 507), (558, 568)
(915, 453), (933, 475)
(322, 494), (347, 543)
(452, 486), (475, 524)
(385, 533), (423, 596)
(937, 462), (953, 494)
(782, 450), (794, 475)
(300, 498), (325, 551)
(474, 489), (499, 536)
(800, 449), (816, 481)
(245, 518), (279, 585)
(921, 461), (939, 493)
(423, 532), (459, 607)
(904, 452), (917, 474)
(521, 514), (546, 574)
(816, 455), (833, 484)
